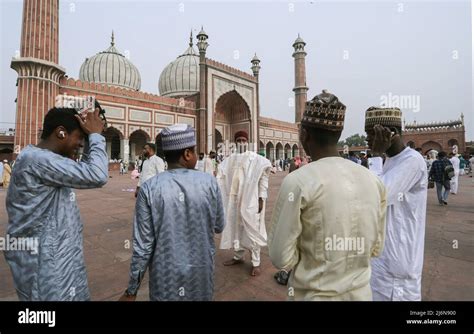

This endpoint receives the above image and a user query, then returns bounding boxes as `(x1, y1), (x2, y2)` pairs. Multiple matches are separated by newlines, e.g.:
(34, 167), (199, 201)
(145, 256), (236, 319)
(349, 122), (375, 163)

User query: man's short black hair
(302, 125), (342, 147)
(438, 151), (447, 159)
(144, 143), (156, 152)
(164, 146), (195, 164)
(40, 107), (82, 140)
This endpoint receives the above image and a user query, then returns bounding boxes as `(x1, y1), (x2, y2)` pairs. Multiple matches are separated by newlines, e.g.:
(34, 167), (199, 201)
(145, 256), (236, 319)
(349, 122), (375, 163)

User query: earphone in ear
(59, 131), (65, 138)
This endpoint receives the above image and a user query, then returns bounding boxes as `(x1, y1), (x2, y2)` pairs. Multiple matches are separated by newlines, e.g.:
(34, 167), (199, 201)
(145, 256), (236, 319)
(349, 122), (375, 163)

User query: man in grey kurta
(4, 107), (108, 301)
(123, 124), (225, 301)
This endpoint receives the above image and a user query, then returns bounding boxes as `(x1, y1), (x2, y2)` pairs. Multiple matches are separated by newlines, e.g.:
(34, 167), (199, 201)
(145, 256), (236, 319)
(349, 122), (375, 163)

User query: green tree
(338, 133), (367, 147)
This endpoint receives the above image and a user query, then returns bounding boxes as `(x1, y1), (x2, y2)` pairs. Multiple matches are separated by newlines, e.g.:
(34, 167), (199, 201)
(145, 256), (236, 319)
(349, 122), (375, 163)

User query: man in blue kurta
(4, 107), (108, 301)
(121, 124), (225, 301)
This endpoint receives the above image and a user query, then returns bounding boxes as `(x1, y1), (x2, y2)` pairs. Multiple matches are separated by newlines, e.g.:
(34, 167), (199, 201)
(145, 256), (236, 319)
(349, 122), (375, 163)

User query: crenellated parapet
(259, 116), (298, 131)
(404, 118), (464, 132)
(59, 77), (196, 109)
(206, 58), (257, 82)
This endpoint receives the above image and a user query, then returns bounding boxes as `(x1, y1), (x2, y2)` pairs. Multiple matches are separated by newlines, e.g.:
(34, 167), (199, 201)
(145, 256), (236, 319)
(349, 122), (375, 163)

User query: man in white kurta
(203, 155), (215, 175)
(135, 143), (165, 197)
(368, 148), (427, 300)
(196, 153), (205, 171)
(449, 153), (460, 194)
(218, 131), (271, 276)
(365, 107), (428, 301)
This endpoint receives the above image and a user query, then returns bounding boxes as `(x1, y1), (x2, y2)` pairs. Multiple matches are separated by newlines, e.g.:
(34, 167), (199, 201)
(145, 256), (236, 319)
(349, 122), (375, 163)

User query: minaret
(196, 26), (209, 153)
(292, 34), (309, 124)
(251, 53), (261, 152)
(251, 53), (261, 78)
(11, 0), (65, 151)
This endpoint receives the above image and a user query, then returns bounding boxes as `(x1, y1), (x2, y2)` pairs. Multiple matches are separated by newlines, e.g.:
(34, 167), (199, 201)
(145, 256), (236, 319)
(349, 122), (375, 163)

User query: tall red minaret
(196, 26), (209, 153)
(292, 34), (308, 125)
(11, 0), (65, 151)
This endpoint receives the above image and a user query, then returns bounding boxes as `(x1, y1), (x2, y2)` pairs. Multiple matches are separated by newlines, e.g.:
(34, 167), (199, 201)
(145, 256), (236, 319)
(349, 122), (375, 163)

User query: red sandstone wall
(403, 128), (466, 153)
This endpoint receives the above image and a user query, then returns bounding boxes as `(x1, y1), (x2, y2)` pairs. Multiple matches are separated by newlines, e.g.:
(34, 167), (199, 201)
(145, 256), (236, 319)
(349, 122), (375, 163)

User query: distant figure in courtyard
(135, 143), (165, 198)
(218, 130), (272, 277)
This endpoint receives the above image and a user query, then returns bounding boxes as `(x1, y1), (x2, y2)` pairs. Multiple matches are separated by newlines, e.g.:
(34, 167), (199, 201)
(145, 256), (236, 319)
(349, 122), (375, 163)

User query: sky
(0, 0), (472, 140)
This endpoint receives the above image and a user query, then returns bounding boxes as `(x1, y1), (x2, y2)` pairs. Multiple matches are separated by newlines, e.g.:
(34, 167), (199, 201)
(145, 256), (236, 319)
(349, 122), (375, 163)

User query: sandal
(274, 269), (291, 285)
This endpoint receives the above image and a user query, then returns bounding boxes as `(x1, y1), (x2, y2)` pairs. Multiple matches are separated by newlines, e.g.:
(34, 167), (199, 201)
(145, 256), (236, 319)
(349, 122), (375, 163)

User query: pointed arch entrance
(214, 90), (251, 151)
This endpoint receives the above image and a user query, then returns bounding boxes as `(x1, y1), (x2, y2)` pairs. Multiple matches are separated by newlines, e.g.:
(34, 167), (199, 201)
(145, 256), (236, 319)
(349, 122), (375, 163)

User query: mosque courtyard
(0, 169), (472, 301)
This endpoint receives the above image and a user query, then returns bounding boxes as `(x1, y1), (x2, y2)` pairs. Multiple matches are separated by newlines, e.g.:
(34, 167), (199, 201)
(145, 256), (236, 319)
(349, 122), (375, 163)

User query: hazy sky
(1, 0), (472, 140)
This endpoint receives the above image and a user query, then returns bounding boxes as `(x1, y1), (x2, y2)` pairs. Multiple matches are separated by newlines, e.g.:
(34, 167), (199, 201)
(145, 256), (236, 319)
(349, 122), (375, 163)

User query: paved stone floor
(0, 169), (472, 301)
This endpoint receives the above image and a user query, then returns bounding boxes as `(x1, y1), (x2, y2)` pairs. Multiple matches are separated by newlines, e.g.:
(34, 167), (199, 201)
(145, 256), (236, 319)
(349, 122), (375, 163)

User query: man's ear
(183, 149), (190, 161)
(183, 148), (194, 161)
(55, 126), (67, 139)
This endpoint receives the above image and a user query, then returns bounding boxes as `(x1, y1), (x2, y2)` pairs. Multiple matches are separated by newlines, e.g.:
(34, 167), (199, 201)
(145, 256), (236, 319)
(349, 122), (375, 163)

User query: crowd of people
(1, 90), (470, 302)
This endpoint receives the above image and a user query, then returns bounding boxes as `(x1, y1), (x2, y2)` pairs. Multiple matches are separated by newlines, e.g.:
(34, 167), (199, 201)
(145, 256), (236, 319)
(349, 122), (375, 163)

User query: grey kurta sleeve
(31, 133), (108, 189)
(127, 185), (156, 295)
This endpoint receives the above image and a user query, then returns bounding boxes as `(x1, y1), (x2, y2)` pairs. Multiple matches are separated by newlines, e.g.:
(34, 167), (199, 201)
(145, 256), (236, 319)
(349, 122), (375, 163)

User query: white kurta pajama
(449, 156), (460, 194)
(368, 147), (428, 301)
(218, 151), (271, 267)
(203, 157), (215, 175)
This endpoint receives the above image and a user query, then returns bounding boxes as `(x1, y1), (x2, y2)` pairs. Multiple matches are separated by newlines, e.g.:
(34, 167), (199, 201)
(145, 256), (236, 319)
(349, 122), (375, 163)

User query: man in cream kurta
(218, 131), (271, 276)
(269, 90), (387, 301)
(269, 158), (387, 300)
(2, 160), (11, 189)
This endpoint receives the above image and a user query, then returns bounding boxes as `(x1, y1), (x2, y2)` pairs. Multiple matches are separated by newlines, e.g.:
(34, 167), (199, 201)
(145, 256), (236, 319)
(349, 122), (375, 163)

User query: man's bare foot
(251, 266), (261, 276)
(223, 258), (244, 266)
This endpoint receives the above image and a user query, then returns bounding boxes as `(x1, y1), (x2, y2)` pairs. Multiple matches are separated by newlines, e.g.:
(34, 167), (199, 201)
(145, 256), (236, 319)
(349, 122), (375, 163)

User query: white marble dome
(158, 36), (200, 97)
(79, 32), (141, 91)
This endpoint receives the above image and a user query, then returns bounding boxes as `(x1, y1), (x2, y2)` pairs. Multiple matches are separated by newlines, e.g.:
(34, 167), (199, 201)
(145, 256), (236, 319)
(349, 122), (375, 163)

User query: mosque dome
(79, 32), (141, 91)
(158, 33), (200, 97)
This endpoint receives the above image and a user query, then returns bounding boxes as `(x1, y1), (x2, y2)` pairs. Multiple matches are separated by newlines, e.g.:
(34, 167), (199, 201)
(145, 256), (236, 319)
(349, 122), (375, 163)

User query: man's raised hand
(75, 108), (105, 135)
(371, 125), (392, 156)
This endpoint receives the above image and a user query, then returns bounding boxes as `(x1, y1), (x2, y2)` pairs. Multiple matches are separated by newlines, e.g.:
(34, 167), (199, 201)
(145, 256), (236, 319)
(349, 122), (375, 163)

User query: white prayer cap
(161, 124), (196, 151)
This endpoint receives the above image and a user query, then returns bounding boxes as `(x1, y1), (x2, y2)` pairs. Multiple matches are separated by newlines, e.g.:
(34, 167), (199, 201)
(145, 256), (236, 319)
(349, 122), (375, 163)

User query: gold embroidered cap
(364, 106), (402, 132)
(302, 89), (346, 132)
